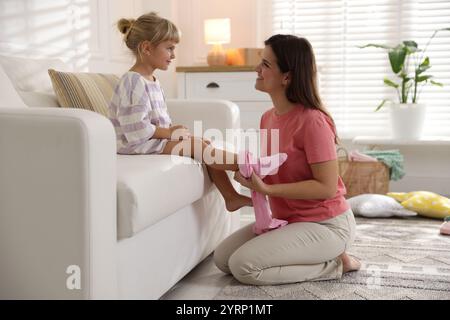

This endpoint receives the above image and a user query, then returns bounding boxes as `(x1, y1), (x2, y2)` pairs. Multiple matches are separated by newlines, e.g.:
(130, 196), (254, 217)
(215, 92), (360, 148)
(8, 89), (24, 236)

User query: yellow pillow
(387, 191), (450, 219)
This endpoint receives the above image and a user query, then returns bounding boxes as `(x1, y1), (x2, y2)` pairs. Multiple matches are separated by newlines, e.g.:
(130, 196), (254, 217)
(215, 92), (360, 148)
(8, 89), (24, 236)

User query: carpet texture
(213, 217), (450, 300)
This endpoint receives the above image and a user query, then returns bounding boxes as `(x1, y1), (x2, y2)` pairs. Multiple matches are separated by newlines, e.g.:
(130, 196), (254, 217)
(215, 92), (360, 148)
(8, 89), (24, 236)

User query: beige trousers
(214, 209), (356, 285)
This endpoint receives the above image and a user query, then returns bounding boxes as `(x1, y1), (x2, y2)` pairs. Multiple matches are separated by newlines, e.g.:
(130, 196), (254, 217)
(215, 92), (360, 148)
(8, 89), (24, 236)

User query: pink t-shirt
(260, 105), (349, 223)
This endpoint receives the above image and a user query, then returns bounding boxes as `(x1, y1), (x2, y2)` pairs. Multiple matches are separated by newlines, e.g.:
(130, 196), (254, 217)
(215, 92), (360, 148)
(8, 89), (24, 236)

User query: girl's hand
(233, 171), (270, 195)
(170, 125), (191, 140)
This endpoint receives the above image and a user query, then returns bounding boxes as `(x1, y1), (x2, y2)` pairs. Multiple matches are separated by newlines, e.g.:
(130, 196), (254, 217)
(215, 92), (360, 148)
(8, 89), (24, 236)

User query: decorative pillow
(0, 55), (71, 93)
(348, 194), (417, 218)
(0, 64), (27, 108)
(48, 69), (119, 117)
(387, 191), (450, 219)
(18, 91), (60, 108)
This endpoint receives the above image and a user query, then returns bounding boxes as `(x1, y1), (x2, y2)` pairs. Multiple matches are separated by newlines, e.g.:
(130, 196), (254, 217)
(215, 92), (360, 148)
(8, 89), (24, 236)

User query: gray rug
(213, 217), (450, 300)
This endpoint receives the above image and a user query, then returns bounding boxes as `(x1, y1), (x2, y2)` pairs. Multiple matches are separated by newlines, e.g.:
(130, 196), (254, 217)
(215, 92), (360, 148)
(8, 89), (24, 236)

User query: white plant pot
(390, 103), (426, 140)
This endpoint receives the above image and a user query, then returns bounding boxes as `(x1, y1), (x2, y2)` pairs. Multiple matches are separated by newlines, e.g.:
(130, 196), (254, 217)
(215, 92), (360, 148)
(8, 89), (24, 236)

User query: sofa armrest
(167, 99), (241, 134)
(0, 107), (117, 299)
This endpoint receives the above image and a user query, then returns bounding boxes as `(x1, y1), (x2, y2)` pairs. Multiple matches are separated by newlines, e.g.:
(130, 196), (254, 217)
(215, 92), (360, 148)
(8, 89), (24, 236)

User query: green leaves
(383, 78), (399, 88)
(388, 45), (407, 74)
(375, 99), (390, 112)
(416, 75), (432, 83)
(416, 57), (431, 75)
(431, 80), (444, 87)
(359, 27), (449, 108)
(358, 44), (392, 50)
(403, 41), (419, 54)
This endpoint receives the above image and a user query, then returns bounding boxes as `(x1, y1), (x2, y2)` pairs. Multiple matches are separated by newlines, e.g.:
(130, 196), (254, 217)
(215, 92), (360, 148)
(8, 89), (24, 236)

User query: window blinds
(272, 0), (450, 137)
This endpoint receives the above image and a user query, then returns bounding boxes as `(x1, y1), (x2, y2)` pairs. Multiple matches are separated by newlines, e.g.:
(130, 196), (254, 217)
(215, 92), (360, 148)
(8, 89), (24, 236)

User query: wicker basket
(337, 148), (390, 198)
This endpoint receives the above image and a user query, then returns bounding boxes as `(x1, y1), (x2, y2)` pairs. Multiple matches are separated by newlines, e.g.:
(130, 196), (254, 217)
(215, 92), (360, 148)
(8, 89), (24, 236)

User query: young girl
(214, 34), (361, 285)
(109, 12), (251, 212)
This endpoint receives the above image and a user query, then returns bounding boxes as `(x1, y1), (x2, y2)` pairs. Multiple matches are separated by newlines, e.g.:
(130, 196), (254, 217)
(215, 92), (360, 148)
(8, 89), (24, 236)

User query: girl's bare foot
(225, 195), (253, 212)
(339, 252), (361, 274)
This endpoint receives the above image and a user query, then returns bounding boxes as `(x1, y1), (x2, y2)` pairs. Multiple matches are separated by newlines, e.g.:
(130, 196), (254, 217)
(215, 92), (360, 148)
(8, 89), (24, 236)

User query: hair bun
(117, 18), (135, 35)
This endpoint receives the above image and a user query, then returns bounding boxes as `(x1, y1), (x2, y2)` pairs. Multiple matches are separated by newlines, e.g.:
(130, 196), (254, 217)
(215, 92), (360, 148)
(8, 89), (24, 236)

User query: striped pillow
(48, 69), (119, 117)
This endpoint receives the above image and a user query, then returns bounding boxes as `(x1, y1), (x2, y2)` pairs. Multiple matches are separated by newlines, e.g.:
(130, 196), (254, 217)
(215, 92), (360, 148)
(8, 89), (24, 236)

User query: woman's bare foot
(339, 252), (361, 274)
(225, 195), (253, 212)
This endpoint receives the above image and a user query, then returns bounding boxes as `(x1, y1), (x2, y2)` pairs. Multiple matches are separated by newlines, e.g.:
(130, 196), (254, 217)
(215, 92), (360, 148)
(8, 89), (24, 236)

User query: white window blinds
(272, 0), (450, 138)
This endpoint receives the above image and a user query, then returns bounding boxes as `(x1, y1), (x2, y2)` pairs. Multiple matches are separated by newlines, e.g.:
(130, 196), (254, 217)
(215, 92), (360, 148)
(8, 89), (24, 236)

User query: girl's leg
(205, 166), (252, 212)
(161, 137), (251, 211)
(162, 137), (239, 171)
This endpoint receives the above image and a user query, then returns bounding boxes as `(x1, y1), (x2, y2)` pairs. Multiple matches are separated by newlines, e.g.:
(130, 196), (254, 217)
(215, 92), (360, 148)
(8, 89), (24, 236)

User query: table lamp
(204, 18), (230, 66)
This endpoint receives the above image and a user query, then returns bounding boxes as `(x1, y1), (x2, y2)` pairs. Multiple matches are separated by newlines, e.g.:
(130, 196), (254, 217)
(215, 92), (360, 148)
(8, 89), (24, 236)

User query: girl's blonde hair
(117, 12), (180, 56)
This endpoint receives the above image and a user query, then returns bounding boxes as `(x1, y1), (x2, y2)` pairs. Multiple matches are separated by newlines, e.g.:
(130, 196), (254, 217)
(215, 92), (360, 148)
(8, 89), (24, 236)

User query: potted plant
(360, 27), (450, 139)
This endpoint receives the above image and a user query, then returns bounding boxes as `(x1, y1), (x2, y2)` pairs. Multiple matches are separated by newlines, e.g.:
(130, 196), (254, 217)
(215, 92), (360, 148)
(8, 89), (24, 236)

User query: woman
(213, 34), (361, 285)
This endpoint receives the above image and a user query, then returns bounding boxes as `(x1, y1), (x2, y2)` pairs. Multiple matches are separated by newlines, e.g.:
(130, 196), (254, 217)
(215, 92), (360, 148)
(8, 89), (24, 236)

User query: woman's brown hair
(265, 34), (339, 143)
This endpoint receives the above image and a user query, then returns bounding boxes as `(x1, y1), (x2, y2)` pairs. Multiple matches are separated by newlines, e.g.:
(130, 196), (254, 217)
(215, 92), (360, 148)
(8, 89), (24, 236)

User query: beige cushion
(48, 69), (119, 117)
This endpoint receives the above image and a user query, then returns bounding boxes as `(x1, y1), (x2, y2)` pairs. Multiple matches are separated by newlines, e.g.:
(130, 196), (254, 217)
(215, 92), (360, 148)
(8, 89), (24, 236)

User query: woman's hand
(234, 171), (271, 195)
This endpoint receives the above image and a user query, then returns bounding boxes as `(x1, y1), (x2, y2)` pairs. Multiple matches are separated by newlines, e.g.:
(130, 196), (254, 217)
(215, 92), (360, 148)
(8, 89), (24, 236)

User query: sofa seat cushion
(117, 154), (212, 239)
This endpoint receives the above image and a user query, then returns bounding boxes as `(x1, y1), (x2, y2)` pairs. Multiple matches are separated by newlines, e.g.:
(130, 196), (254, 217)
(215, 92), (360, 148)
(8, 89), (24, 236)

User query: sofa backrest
(0, 55), (71, 108)
(0, 64), (27, 108)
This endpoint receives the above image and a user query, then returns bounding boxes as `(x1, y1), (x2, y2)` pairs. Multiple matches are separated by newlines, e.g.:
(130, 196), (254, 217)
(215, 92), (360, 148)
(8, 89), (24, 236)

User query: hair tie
(126, 20), (135, 39)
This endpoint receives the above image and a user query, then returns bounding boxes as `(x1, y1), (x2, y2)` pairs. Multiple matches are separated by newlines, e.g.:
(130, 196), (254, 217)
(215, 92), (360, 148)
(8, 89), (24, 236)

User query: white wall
(0, 0), (270, 97)
(175, 0), (258, 66)
(0, 0), (93, 69)
(0, 0), (178, 97)
(0, 0), (140, 70)
(175, 0), (272, 66)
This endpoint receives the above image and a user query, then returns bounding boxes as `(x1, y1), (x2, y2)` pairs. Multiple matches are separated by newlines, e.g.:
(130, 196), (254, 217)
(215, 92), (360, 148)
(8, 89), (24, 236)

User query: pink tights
(239, 151), (288, 235)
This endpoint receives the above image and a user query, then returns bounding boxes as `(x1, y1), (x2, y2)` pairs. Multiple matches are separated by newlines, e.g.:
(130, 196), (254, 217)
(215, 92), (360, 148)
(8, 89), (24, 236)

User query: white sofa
(0, 55), (241, 299)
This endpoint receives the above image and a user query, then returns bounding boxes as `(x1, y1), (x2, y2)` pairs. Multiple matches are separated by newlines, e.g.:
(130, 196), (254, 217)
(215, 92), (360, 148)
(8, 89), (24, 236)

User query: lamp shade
(204, 18), (231, 44)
